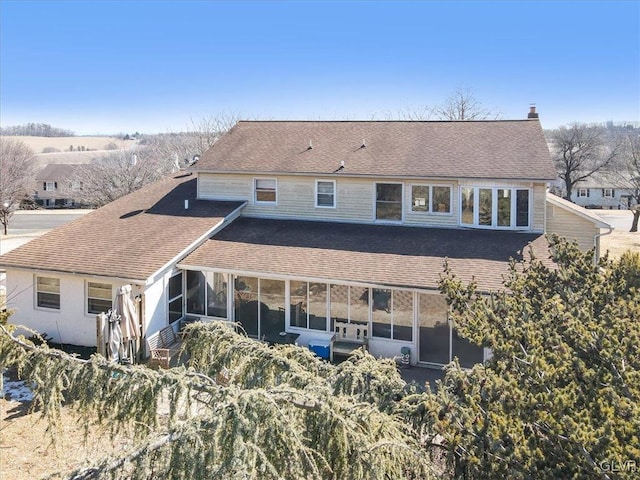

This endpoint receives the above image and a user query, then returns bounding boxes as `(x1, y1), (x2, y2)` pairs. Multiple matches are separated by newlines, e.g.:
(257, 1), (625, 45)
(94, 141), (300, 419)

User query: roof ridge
(236, 119), (537, 124)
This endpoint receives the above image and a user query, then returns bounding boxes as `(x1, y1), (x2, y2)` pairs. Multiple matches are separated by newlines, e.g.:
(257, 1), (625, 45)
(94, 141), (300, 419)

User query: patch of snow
(2, 371), (34, 402)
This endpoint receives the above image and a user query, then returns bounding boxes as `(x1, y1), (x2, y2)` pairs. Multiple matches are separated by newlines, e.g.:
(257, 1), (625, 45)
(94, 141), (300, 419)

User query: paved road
(6, 210), (93, 235)
(593, 209), (634, 231)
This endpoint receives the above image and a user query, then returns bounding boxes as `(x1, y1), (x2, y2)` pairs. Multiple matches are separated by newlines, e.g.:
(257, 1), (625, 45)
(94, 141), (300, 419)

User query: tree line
(0, 122), (74, 137)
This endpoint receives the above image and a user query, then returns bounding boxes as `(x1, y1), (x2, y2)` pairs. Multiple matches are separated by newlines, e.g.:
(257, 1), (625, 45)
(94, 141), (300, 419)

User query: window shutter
(612, 189), (615, 196)
(43, 182), (46, 190)
(54, 182), (58, 189)
(587, 189), (590, 197)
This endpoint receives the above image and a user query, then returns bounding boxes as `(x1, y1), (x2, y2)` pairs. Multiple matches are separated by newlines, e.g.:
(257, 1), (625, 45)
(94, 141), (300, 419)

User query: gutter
(593, 225), (614, 265)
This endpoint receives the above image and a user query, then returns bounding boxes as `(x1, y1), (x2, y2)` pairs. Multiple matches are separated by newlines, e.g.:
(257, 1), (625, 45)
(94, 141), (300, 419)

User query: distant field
(1, 135), (138, 154)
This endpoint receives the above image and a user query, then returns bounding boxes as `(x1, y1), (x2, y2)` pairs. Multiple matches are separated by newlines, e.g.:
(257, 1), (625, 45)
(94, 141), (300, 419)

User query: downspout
(593, 225), (614, 265)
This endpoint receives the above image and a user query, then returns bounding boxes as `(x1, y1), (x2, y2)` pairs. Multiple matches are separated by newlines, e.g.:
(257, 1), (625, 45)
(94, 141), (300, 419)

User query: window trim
(35, 275), (61, 311)
(86, 281), (113, 315)
(315, 179), (336, 209)
(578, 188), (589, 198)
(45, 181), (56, 191)
(374, 182), (404, 223)
(459, 186), (531, 230)
(410, 184), (453, 215)
(254, 177), (277, 205)
(603, 188), (614, 198)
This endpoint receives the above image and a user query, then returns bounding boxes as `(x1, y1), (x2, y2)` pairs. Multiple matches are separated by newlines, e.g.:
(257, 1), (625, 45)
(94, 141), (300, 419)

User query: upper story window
(602, 188), (614, 198)
(375, 183), (403, 221)
(36, 276), (60, 310)
(411, 185), (452, 214)
(254, 178), (277, 204)
(461, 187), (530, 229)
(87, 282), (113, 314)
(316, 180), (336, 208)
(44, 181), (57, 191)
(578, 188), (589, 198)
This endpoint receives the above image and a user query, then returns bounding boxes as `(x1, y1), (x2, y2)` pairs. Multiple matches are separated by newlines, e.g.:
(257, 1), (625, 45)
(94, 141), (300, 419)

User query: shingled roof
(179, 217), (552, 293)
(0, 173), (245, 283)
(196, 120), (556, 181)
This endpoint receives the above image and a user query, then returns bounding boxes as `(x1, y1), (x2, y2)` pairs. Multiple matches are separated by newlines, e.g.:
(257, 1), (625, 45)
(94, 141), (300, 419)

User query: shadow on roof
(120, 176), (244, 219)
(211, 217), (548, 262)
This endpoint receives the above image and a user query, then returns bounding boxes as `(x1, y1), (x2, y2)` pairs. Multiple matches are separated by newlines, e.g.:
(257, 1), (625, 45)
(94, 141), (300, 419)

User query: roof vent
(308, 140), (313, 150)
(361, 139), (366, 148)
(528, 104), (539, 119)
(341, 160), (345, 167)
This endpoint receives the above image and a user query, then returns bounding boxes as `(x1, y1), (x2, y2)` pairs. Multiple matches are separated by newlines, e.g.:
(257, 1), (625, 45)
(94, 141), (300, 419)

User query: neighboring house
(569, 171), (638, 210)
(34, 164), (90, 207)
(0, 114), (613, 368)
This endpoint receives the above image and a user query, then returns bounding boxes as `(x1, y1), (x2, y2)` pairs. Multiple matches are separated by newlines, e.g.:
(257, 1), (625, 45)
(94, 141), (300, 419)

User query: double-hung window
(36, 276), (60, 310)
(87, 282), (112, 314)
(578, 188), (589, 198)
(603, 188), (614, 198)
(375, 183), (403, 221)
(45, 181), (57, 191)
(461, 187), (530, 229)
(316, 180), (336, 208)
(255, 178), (277, 204)
(411, 185), (452, 213)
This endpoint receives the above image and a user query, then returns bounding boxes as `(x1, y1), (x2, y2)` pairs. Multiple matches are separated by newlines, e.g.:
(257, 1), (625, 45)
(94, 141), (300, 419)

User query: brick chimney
(528, 104), (539, 119)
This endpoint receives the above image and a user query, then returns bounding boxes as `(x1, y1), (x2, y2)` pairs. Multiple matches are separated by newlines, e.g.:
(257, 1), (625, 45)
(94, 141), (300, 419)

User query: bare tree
(189, 112), (239, 156)
(0, 138), (36, 235)
(63, 114), (239, 208)
(613, 129), (640, 231)
(550, 123), (621, 200)
(142, 112), (240, 169)
(388, 89), (500, 121)
(431, 88), (501, 121)
(67, 149), (174, 207)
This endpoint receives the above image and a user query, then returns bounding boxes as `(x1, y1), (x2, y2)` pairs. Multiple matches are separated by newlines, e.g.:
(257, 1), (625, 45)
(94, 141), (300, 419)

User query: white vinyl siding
(199, 173), (544, 231)
(546, 203), (600, 252)
(199, 173), (373, 222)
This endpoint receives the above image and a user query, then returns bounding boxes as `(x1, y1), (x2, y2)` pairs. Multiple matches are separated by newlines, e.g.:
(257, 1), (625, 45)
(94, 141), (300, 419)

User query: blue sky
(1, 0), (638, 135)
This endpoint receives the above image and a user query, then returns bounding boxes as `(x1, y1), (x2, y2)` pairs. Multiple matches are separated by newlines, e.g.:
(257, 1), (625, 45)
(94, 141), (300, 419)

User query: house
(0, 112), (613, 368)
(34, 164), (91, 207)
(569, 171), (638, 210)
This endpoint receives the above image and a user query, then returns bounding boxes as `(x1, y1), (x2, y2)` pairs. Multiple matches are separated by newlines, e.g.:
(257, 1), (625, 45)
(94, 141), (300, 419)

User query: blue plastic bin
(308, 339), (331, 359)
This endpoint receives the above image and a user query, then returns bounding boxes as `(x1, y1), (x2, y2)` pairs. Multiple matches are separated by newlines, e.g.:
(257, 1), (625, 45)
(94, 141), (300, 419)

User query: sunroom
(175, 216), (550, 368)
(174, 268), (484, 368)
